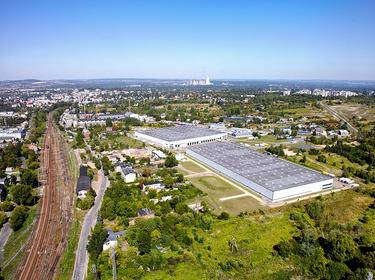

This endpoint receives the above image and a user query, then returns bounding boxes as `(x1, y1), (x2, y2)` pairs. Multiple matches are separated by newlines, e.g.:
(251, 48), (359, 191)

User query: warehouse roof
(137, 125), (225, 142)
(187, 142), (330, 192)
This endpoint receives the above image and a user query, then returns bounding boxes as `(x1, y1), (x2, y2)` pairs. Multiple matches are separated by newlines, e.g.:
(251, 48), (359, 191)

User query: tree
(101, 156), (113, 175)
(9, 205), (29, 230)
(105, 118), (113, 127)
(75, 129), (85, 148)
(21, 169), (38, 188)
(163, 175), (175, 188)
(11, 184), (34, 205)
(142, 167), (152, 177)
(138, 229), (152, 255)
(164, 155), (178, 168)
(87, 223), (108, 261)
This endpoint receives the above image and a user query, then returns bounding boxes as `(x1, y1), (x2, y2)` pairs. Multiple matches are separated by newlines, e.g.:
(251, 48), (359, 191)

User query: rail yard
(16, 114), (74, 280)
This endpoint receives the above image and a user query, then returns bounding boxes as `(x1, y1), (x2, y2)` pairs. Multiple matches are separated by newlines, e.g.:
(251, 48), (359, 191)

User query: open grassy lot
(330, 103), (375, 122)
(2, 205), (38, 279)
(94, 135), (144, 150)
(187, 175), (262, 215)
(237, 134), (286, 145)
(179, 160), (206, 173)
(322, 189), (373, 224)
(219, 196), (266, 215)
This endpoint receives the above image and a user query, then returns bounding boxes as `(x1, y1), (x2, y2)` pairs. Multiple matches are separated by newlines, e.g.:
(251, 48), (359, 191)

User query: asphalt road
(72, 168), (109, 280)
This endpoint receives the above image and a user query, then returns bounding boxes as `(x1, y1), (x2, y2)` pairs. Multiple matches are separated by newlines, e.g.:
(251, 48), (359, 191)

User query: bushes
(275, 199), (374, 279)
(327, 230), (359, 262)
(9, 205), (29, 230)
(0, 212), (8, 229)
(218, 212), (230, 220)
(0, 201), (15, 212)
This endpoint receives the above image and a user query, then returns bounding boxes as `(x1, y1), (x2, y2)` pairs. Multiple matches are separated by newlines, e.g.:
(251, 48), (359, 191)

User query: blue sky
(1, 0), (374, 80)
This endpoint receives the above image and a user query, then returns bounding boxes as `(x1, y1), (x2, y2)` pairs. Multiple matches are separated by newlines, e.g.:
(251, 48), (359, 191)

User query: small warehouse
(187, 142), (333, 202)
(76, 166), (92, 199)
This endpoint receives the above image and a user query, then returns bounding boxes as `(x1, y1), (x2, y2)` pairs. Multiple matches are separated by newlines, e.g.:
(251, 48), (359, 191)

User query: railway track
(17, 114), (74, 280)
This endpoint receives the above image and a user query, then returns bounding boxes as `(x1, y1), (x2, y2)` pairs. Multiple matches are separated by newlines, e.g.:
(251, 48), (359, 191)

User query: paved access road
(72, 168), (109, 280)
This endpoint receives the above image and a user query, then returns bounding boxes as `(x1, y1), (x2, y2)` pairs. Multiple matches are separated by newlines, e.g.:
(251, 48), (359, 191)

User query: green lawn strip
(179, 161), (205, 173)
(56, 216), (82, 280)
(2, 205), (38, 279)
(219, 196), (266, 215)
(237, 134), (285, 145)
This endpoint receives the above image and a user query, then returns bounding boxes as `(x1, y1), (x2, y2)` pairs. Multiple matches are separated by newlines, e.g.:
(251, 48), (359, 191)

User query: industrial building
(187, 142), (333, 201)
(135, 125), (227, 149)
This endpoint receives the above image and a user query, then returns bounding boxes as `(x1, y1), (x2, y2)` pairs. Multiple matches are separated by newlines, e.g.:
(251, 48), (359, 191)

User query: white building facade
(135, 126), (227, 149)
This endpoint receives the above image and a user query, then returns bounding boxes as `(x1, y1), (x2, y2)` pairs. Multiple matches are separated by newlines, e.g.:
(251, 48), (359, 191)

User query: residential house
(142, 182), (166, 193)
(103, 229), (125, 251)
(137, 208), (155, 219)
(114, 163), (137, 183)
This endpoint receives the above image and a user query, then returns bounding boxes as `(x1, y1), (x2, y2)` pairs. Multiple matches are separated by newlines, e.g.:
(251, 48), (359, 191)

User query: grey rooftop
(187, 142), (330, 192)
(137, 125), (225, 142)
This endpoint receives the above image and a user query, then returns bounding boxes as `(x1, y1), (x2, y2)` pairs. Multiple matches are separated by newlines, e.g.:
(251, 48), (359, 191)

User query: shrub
(9, 205), (29, 230)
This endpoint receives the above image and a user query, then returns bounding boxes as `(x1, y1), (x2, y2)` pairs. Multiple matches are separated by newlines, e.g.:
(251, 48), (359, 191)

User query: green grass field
(237, 134), (285, 145)
(56, 211), (85, 280)
(187, 175), (262, 215)
(93, 135), (144, 151)
(179, 161), (206, 173)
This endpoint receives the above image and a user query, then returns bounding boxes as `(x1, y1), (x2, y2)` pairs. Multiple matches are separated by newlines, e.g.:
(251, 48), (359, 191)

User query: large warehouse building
(135, 125), (227, 149)
(187, 142), (333, 201)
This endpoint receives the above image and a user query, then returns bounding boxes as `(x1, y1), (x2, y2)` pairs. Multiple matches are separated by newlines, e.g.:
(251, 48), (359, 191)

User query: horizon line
(2, 77), (375, 82)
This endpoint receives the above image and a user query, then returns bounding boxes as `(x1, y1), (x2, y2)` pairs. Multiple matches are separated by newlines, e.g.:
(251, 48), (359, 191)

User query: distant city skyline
(1, 0), (375, 80)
